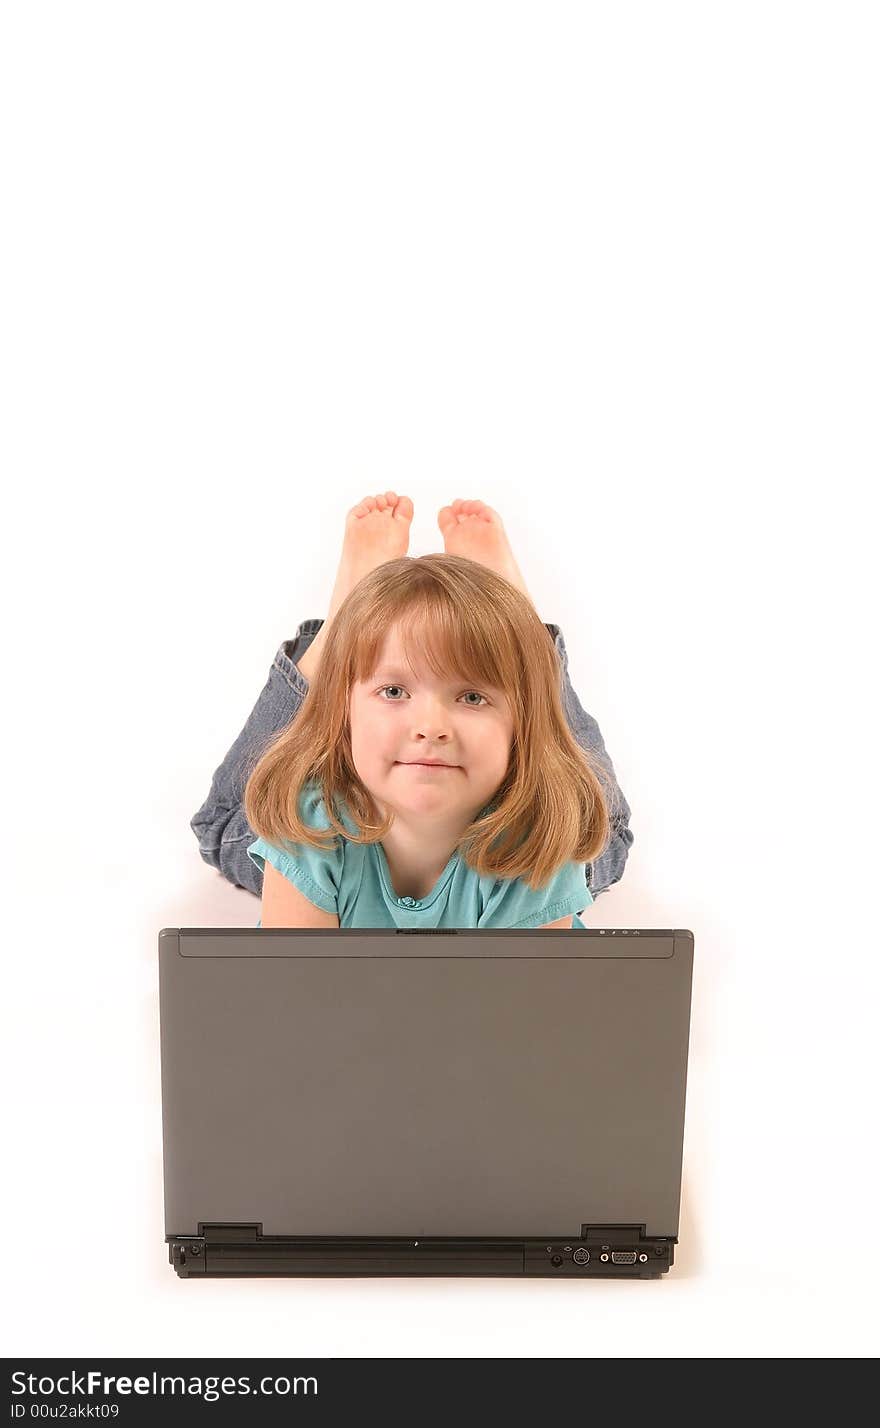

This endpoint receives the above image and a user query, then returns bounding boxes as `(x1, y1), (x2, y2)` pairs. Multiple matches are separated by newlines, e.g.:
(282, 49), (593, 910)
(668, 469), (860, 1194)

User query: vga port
(611, 1251), (637, 1264)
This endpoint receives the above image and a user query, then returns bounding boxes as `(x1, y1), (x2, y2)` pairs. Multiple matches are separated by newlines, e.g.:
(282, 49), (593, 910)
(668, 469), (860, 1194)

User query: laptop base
(168, 1223), (675, 1279)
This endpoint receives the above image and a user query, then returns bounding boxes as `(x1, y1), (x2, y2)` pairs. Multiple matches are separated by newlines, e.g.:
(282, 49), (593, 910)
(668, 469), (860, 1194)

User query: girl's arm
(260, 861), (340, 929)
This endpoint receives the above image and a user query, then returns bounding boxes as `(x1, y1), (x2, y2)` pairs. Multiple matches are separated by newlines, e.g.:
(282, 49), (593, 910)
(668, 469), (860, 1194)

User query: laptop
(158, 926), (694, 1279)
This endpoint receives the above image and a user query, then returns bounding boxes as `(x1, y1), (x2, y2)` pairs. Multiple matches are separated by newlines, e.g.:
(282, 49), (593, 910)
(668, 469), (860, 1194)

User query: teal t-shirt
(247, 781), (592, 930)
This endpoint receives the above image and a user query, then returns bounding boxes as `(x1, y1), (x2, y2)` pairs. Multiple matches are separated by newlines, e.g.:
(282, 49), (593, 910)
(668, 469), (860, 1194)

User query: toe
(395, 495), (414, 521)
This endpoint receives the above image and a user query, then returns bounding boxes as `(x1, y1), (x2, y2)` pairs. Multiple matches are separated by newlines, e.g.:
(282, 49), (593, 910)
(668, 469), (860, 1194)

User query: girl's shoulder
(247, 780), (352, 915)
(478, 859), (592, 929)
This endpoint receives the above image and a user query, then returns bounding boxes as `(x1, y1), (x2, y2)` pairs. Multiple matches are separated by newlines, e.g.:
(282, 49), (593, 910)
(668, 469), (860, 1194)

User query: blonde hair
(244, 553), (612, 891)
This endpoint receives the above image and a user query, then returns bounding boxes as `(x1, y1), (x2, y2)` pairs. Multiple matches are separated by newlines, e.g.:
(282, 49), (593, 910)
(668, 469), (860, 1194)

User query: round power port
(551, 1254), (563, 1268)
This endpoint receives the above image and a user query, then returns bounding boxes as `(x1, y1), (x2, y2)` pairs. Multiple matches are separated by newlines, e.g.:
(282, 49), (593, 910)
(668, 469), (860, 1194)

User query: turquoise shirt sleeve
(246, 782), (344, 916)
(480, 861), (592, 929)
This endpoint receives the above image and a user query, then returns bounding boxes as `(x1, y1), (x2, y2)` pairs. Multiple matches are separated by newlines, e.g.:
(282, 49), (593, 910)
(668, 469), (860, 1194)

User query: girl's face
(348, 628), (515, 828)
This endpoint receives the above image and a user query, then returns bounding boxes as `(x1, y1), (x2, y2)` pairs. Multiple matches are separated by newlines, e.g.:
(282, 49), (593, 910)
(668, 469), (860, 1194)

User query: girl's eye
(377, 685), (488, 706)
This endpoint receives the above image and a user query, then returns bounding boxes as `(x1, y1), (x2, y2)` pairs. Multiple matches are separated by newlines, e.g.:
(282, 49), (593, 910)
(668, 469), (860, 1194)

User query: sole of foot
(327, 490), (414, 622)
(437, 498), (531, 600)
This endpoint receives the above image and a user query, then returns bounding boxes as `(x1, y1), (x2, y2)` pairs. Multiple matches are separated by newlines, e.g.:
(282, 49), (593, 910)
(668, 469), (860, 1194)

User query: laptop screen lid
(159, 928), (693, 1246)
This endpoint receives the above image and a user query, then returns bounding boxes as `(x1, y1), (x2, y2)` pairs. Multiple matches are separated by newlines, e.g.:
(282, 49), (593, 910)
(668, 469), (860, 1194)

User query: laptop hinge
(196, 1224), (673, 1245)
(198, 1222), (262, 1242)
(581, 1224), (655, 1242)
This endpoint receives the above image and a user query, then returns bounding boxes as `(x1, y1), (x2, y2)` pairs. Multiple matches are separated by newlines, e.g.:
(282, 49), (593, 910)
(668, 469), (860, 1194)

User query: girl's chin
(385, 785), (461, 809)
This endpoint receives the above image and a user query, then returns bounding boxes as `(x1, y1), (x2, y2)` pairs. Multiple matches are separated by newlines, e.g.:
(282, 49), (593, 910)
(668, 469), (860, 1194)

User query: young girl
(193, 495), (633, 929)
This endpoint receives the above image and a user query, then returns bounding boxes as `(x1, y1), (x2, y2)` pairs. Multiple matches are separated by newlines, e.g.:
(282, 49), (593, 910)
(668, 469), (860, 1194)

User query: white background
(2, 0), (877, 1359)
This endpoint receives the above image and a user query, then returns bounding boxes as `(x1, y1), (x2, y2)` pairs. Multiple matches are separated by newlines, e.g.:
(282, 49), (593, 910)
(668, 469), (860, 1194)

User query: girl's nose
(410, 699), (453, 740)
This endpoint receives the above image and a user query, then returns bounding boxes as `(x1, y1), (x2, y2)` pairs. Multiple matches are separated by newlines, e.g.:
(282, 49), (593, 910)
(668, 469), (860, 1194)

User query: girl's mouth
(396, 761), (459, 770)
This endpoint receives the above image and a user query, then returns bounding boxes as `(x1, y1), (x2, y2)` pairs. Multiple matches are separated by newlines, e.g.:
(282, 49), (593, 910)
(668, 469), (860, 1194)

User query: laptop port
(572, 1248), (590, 1264)
(611, 1251), (637, 1264)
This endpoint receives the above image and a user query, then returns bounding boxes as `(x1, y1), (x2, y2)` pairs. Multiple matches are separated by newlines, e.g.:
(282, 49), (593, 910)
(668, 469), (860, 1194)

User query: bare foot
(328, 491), (414, 622)
(437, 499), (531, 601)
(296, 491), (414, 683)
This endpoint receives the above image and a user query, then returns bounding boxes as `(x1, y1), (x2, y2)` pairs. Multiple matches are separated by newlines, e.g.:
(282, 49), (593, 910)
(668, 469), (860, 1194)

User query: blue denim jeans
(191, 620), (633, 901)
